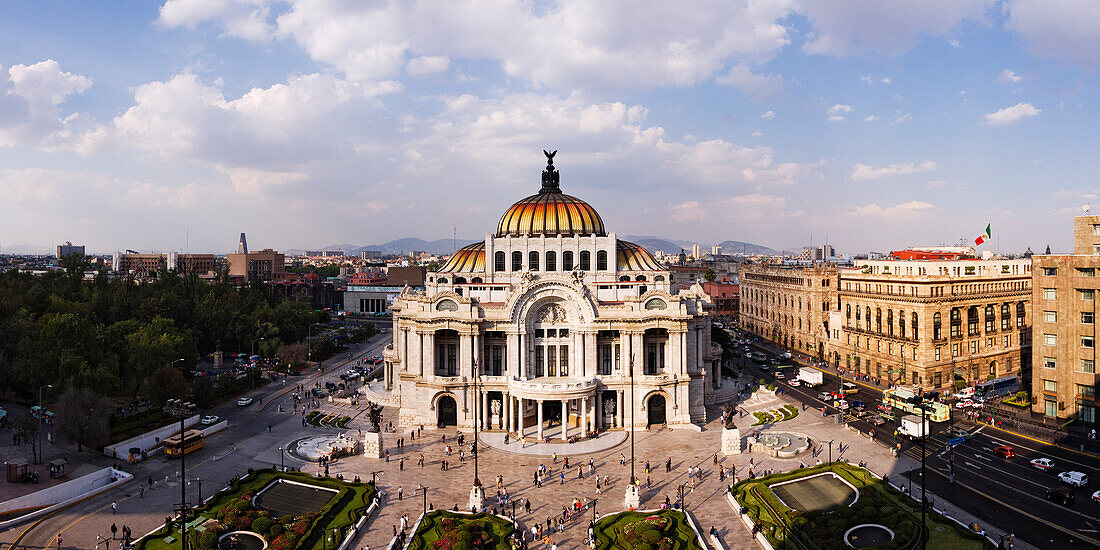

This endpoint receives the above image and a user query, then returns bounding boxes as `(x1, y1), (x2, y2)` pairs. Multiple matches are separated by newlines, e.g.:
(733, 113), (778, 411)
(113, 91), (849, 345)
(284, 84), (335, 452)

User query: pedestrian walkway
(479, 431), (627, 456)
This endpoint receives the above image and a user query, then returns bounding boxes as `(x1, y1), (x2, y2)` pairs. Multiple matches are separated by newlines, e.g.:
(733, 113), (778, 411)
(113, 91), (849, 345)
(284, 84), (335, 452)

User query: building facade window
(596, 250), (608, 271)
(529, 251), (540, 271)
(579, 251), (591, 271)
(1083, 359), (1096, 374)
(494, 251), (506, 272)
(1044, 333), (1057, 346)
(1043, 356), (1057, 369)
(1084, 311), (1095, 324)
(1042, 267), (1057, 276)
(511, 251), (522, 271)
(1044, 311), (1057, 323)
(562, 251), (574, 271)
(1081, 289), (1096, 300)
(1084, 336), (1095, 348)
(545, 251), (557, 272)
(1043, 288), (1057, 300)
(1044, 379), (1058, 392)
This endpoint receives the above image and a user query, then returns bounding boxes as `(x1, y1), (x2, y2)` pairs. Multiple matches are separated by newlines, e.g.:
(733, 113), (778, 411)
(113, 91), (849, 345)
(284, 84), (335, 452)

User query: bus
(882, 387), (950, 423)
(975, 376), (1020, 398)
(164, 429), (204, 458)
(841, 382), (859, 395)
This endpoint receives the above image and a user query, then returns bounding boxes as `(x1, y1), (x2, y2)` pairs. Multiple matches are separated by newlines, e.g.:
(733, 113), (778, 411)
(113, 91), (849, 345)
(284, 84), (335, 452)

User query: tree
(704, 268), (716, 283)
(54, 387), (110, 451)
(141, 364), (190, 407)
(11, 415), (40, 464)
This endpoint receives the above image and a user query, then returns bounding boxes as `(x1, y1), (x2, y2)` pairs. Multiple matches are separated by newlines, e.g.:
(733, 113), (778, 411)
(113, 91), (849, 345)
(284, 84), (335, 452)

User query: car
(956, 387), (976, 399)
(781, 352), (792, 359)
(759, 364), (770, 371)
(1092, 490), (1100, 503)
(967, 400), (985, 408)
(955, 400), (974, 409)
(836, 399), (849, 410)
(879, 411), (897, 422)
(775, 372), (786, 379)
(1047, 486), (1076, 506)
(1059, 471), (1088, 487)
(201, 415), (219, 425)
(1031, 457), (1055, 471)
(868, 415), (886, 426)
(818, 391), (833, 401)
(788, 379), (801, 387)
(850, 400), (866, 410)
(237, 397), (253, 407)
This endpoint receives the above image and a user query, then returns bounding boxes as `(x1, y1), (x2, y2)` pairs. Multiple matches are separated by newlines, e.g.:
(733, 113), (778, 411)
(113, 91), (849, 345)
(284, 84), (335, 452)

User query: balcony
(508, 376), (598, 400)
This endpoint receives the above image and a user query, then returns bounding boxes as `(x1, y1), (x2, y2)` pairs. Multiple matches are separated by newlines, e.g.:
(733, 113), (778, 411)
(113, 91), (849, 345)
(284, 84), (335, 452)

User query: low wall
(103, 414), (201, 459)
(0, 468), (132, 529)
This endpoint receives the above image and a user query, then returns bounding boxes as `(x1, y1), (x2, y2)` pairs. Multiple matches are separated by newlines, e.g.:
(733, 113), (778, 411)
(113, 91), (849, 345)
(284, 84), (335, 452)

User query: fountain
(218, 531), (267, 550)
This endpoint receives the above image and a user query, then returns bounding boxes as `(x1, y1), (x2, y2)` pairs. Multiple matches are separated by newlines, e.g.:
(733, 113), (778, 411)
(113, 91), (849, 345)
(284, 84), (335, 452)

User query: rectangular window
(559, 346), (569, 376)
(546, 344), (557, 374)
(1044, 379), (1058, 392)
(1079, 267), (1096, 277)
(1083, 359), (1096, 374)
(935, 347), (941, 361)
(934, 371), (943, 388)
(1004, 335), (1010, 348)
(1044, 333), (1058, 346)
(1081, 289), (1096, 300)
(1044, 357), (1057, 369)
(1094, 224), (1100, 236)
(1078, 384), (1096, 398)
(1043, 288), (1057, 299)
(952, 343), (959, 357)
(1044, 311), (1058, 323)
(644, 342), (664, 375)
(1083, 336), (1095, 348)
(969, 341), (978, 354)
(1084, 312), (1095, 324)
(599, 343), (612, 375)
(535, 345), (545, 377)
(1080, 405), (1096, 424)
(1043, 267), (1058, 276)
(1045, 399), (1057, 417)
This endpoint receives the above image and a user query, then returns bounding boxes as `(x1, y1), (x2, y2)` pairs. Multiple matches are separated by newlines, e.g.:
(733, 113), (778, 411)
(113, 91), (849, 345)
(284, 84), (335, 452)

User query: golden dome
(496, 151), (606, 238)
(616, 241), (664, 271)
(439, 242), (484, 272)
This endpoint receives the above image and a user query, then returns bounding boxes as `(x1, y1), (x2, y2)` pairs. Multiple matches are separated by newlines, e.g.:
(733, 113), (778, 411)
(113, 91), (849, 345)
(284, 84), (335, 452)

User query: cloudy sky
(1, 0), (1098, 255)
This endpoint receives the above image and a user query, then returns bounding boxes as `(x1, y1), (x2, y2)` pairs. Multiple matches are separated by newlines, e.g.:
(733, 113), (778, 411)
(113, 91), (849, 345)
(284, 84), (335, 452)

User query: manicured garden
(593, 510), (705, 550)
(305, 410), (352, 428)
(135, 469), (375, 550)
(732, 462), (992, 550)
(406, 511), (515, 550)
(752, 404), (800, 426)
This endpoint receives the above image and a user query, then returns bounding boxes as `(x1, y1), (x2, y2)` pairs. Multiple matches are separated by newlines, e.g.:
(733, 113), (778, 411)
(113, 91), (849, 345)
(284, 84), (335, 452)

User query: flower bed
(593, 510), (704, 550)
(135, 469), (374, 550)
(732, 462), (992, 550)
(752, 405), (800, 426)
(406, 511), (514, 550)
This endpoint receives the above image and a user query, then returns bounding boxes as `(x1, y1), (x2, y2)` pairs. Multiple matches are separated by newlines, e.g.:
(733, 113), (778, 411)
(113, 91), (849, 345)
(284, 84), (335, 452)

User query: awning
(49, 458), (68, 467)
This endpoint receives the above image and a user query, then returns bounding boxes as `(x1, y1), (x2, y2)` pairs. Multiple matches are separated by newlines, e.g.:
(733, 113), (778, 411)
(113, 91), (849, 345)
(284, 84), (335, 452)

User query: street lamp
(251, 337), (265, 358)
(907, 396), (930, 550)
(168, 400), (196, 550)
(280, 446), (285, 472)
(171, 358), (185, 369)
(308, 323), (326, 370)
(36, 384), (52, 464)
(827, 439), (834, 463)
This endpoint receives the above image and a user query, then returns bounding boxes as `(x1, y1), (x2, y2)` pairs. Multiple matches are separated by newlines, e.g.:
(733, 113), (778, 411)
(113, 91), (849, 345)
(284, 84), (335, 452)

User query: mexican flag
(974, 224), (992, 245)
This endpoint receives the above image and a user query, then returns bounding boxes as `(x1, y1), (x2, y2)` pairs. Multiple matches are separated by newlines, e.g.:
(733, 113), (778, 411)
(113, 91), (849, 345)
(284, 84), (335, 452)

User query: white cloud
(996, 69), (1023, 83)
(880, 77), (891, 84)
(864, 115), (879, 122)
(158, 0), (274, 41)
(751, 130), (763, 137)
(760, 110), (775, 120)
(890, 111), (912, 124)
(985, 102), (1041, 125)
(851, 161), (936, 180)
(850, 201), (935, 217)
(0, 59), (92, 147)
(799, 0), (992, 57)
(860, 75), (874, 84)
(671, 200), (706, 223)
(1006, 0), (1100, 69)
(826, 103), (852, 122)
(948, 39), (961, 48)
(716, 64), (785, 99)
(157, 0), (798, 90)
(407, 56), (451, 77)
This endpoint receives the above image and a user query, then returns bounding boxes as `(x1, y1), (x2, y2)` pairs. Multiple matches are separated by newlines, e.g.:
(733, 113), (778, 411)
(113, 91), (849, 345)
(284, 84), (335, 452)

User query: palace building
(381, 152), (722, 436)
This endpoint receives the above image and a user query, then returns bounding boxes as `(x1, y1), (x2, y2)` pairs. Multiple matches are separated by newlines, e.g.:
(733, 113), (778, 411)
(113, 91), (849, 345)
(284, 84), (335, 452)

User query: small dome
(616, 241), (664, 271)
(439, 242), (485, 272)
(496, 151), (606, 238)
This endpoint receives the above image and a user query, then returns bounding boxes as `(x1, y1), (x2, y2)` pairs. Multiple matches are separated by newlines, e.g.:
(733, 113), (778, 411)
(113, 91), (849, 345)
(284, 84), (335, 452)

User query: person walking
(398, 487), (403, 500)
(55, 534), (62, 549)
(111, 502), (117, 514)
(111, 524), (118, 539)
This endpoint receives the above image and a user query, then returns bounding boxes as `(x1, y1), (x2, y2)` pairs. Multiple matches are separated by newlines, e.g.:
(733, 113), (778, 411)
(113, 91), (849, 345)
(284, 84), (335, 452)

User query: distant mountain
(0, 244), (53, 255)
(288, 236), (778, 257)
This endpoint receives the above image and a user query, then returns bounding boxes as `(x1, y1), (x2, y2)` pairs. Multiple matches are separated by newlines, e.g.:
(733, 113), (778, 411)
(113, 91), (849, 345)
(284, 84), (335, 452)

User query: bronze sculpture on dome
(541, 149), (559, 190)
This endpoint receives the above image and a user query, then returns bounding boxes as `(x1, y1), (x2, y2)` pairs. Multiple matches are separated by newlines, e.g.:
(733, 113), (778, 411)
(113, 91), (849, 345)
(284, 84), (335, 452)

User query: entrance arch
(437, 395), (457, 427)
(647, 394), (667, 427)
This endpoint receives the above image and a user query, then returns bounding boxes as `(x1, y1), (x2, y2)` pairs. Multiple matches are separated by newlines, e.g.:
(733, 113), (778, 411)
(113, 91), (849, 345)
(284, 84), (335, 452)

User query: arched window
(876, 308), (882, 333)
(579, 251), (591, 270)
(529, 251), (540, 271)
(545, 251), (556, 271)
(887, 309), (894, 336)
(437, 277), (448, 284)
(596, 250), (608, 270)
(899, 309), (906, 337)
(654, 275), (665, 282)
(911, 312), (918, 339)
(494, 251), (505, 272)
(471, 277), (482, 283)
(865, 306), (871, 331)
(562, 251), (574, 271)
(511, 251), (522, 271)
(635, 275), (647, 281)
(454, 277), (466, 284)
(619, 275), (630, 281)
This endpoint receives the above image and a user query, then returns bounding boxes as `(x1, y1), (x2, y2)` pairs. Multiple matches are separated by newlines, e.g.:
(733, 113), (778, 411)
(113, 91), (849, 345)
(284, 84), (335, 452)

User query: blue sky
(1, 0), (1098, 255)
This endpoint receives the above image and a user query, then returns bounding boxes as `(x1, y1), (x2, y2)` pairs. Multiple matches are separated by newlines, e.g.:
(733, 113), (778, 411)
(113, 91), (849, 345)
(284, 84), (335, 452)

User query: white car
(836, 399), (850, 410)
(1092, 490), (1100, 503)
(775, 372), (786, 379)
(1059, 471), (1088, 487)
(788, 379), (801, 387)
(1030, 457), (1055, 471)
(955, 400), (974, 409)
(200, 415), (219, 425)
(237, 397), (254, 407)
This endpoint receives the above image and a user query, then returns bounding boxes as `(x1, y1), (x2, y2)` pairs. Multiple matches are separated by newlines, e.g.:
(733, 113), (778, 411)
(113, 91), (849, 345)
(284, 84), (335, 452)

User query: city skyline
(1, 1), (1098, 253)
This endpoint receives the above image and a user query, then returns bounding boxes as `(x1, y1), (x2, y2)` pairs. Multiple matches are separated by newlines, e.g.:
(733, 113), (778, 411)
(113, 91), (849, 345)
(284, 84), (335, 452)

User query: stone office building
(382, 153), (721, 436)
(740, 264), (838, 360)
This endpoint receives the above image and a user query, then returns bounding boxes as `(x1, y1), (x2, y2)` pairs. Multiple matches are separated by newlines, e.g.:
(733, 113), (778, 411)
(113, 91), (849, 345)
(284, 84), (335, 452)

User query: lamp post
(251, 337), (265, 358)
(280, 446), (285, 472)
(827, 439), (834, 463)
(630, 355), (636, 485)
(36, 384), (52, 464)
(907, 396), (929, 550)
(421, 485), (430, 516)
(308, 323), (326, 370)
(171, 358), (185, 369)
(169, 400), (196, 550)
(469, 360), (484, 511)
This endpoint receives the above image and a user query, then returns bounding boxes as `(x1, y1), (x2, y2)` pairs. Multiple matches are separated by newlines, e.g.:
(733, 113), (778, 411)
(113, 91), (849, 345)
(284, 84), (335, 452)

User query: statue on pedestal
(367, 402), (384, 433)
(722, 404), (738, 430)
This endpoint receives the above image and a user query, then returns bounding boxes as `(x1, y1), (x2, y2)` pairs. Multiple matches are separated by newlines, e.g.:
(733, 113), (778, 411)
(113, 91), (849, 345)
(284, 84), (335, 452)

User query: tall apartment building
(1031, 215), (1100, 422)
(831, 259), (1031, 392)
(115, 253), (167, 274)
(228, 248), (286, 282)
(56, 241), (85, 259)
(740, 265), (838, 359)
(172, 253), (217, 275)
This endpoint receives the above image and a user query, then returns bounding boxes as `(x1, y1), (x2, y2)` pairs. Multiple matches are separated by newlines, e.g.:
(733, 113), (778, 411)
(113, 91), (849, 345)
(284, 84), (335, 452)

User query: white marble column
(507, 332), (520, 378)
(537, 400), (544, 440)
(505, 393), (512, 432)
(460, 333), (473, 378)
(589, 395), (597, 432)
(581, 397), (588, 436)
(560, 399), (568, 440)
(421, 332), (432, 378)
(617, 390), (624, 428)
(518, 398), (525, 439)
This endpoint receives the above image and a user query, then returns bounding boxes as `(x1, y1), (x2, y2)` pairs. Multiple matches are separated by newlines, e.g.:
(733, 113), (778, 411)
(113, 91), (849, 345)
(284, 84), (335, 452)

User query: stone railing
(508, 376), (598, 400)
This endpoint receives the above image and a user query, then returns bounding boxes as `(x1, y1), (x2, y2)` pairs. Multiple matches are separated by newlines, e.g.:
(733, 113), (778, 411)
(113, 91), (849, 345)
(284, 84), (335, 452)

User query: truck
(798, 367), (823, 387)
(898, 415), (930, 439)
